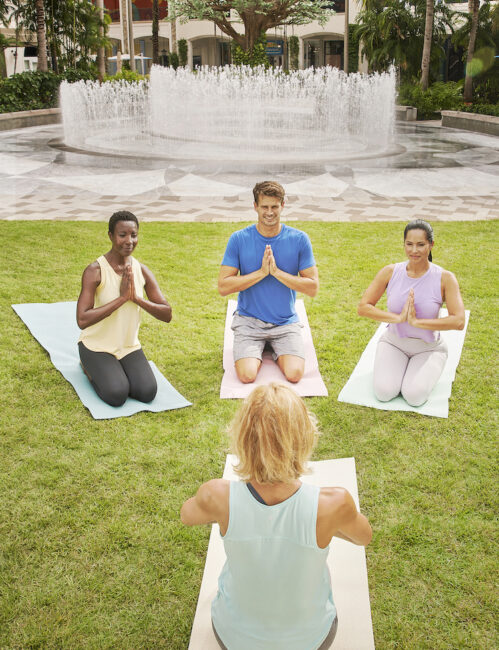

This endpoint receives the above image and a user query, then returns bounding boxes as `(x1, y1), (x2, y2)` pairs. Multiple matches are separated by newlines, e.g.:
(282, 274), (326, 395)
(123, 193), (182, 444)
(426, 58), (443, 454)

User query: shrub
(461, 104), (499, 118)
(169, 52), (179, 70)
(288, 35), (299, 71)
(178, 39), (188, 67)
(398, 81), (464, 119)
(232, 33), (269, 68)
(0, 69), (97, 113)
(104, 69), (146, 83)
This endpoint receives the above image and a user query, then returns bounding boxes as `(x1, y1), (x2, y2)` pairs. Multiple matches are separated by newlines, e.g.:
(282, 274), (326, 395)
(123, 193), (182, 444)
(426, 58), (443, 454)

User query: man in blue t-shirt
(218, 181), (319, 384)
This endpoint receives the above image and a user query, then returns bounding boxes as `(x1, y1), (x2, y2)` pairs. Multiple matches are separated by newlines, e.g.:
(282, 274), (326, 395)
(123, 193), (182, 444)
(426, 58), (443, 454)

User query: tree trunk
(127, 0), (135, 71)
(344, 0), (349, 73)
(463, 0), (479, 103)
(35, 0), (48, 71)
(96, 0), (106, 80)
(171, 17), (177, 55)
(0, 47), (7, 78)
(120, 0), (128, 54)
(152, 0), (159, 64)
(420, 0), (434, 90)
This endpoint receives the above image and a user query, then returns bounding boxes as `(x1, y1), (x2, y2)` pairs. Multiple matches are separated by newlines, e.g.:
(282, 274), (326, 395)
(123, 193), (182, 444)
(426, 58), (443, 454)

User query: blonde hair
(230, 383), (319, 484)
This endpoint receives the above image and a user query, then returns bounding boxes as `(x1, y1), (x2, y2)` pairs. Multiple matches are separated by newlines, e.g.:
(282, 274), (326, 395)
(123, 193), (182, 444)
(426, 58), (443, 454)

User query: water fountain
(59, 65), (396, 171)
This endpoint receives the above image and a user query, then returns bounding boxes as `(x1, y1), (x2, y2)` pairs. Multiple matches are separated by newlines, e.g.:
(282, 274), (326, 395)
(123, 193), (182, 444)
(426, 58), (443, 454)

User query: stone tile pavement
(0, 123), (498, 223)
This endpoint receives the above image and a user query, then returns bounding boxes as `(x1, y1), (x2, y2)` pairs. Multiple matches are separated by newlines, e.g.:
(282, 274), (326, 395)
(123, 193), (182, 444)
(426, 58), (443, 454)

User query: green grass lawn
(0, 220), (497, 649)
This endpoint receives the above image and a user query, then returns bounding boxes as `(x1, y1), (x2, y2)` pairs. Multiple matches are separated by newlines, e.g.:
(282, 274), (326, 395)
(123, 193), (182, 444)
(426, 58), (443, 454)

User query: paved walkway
(1, 122), (498, 223)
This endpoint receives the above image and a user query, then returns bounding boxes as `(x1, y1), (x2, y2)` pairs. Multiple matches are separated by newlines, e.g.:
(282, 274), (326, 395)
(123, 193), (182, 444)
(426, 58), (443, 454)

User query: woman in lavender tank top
(358, 220), (465, 407)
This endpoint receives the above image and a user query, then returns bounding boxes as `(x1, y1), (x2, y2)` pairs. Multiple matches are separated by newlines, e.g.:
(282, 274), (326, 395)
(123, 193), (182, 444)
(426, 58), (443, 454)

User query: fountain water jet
(60, 65), (396, 169)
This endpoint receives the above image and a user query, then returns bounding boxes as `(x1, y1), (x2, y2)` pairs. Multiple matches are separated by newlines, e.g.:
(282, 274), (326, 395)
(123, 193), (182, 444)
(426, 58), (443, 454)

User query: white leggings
(373, 329), (448, 407)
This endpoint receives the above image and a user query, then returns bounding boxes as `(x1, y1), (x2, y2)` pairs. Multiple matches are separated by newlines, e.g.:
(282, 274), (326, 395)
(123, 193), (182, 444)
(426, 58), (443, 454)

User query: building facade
(104, 0), (362, 73)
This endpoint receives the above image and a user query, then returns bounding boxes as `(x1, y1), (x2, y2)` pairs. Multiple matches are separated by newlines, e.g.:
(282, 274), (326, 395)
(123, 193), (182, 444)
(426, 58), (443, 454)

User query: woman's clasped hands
(397, 289), (419, 327)
(120, 265), (137, 303)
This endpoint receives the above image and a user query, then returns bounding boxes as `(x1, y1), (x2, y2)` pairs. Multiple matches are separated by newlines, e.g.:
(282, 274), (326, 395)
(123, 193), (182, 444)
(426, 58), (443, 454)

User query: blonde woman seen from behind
(181, 384), (372, 650)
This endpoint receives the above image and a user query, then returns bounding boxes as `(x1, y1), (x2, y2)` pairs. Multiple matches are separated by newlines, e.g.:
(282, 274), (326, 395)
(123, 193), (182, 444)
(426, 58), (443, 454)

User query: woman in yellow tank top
(77, 211), (172, 406)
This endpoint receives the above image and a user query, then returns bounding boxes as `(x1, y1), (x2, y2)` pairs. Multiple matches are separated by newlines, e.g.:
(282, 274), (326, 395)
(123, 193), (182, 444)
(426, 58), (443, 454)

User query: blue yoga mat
(12, 301), (192, 420)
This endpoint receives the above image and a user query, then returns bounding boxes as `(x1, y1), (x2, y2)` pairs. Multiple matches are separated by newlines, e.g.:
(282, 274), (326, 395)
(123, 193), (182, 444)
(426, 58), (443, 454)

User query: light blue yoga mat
(12, 301), (192, 420)
(338, 310), (470, 418)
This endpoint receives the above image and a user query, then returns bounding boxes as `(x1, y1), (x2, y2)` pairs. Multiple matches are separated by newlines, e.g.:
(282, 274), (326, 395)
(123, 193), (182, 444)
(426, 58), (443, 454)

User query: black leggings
(78, 342), (157, 407)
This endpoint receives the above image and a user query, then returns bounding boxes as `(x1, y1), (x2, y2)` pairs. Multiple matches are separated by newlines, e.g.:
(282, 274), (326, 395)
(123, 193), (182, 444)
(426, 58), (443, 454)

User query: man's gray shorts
(231, 312), (305, 363)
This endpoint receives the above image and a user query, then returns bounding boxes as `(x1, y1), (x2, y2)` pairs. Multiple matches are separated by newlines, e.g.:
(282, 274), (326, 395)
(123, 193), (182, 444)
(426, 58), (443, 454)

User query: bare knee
(278, 356), (304, 384)
(284, 367), (304, 383)
(237, 369), (258, 384)
(235, 359), (260, 384)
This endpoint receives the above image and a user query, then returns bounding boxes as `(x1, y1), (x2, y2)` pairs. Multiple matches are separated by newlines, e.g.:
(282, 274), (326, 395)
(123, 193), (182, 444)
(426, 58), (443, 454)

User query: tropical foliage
(452, 1), (499, 103)
(6, 0), (109, 74)
(398, 79), (464, 118)
(355, 0), (454, 82)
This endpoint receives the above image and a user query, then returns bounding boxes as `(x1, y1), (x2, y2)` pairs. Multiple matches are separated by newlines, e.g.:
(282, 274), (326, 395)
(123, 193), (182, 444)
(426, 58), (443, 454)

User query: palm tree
(463, 0), (479, 103)
(420, 0), (434, 90)
(0, 0), (10, 26)
(152, 0), (159, 64)
(34, 0), (48, 71)
(96, 0), (106, 80)
(355, 0), (452, 81)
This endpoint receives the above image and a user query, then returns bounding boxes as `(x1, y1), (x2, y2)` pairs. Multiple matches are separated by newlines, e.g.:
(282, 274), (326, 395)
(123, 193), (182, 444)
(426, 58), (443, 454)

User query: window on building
(322, 1), (345, 11)
(324, 40), (343, 69)
(102, 0), (168, 23)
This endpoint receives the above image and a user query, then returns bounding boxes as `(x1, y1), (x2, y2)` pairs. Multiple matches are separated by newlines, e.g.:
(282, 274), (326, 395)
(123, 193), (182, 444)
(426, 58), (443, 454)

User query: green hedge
(0, 69), (96, 114)
(398, 81), (464, 119)
(398, 80), (499, 119)
(461, 103), (499, 118)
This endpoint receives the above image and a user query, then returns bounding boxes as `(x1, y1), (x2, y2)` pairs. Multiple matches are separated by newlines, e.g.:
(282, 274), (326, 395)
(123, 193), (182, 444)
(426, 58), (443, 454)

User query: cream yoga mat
(220, 299), (328, 399)
(188, 455), (375, 650)
(338, 309), (470, 418)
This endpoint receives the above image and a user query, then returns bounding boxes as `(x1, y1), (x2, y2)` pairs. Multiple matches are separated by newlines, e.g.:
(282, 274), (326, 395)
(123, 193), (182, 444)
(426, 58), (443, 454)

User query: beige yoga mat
(221, 299), (328, 399)
(188, 455), (375, 650)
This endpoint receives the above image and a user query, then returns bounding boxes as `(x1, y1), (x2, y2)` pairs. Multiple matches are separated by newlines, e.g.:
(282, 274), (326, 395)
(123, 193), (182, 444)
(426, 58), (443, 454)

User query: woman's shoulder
(317, 487), (357, 523)
(198, 479), (231, 502)
(439, 267), (459, 286)
(376, 263), (398, 282)
(82, 259), (102, 281)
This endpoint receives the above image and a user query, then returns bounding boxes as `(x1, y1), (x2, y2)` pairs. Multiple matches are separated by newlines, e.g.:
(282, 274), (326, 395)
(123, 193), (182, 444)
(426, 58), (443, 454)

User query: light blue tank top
(211, 481), (336, 650)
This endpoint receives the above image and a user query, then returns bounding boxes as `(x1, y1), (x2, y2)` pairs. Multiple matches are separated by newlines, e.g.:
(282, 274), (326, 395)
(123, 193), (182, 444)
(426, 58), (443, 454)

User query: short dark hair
(108, 210), (139, 234)
(253, 181), (285, 205)
(404, 219), (434, 262)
